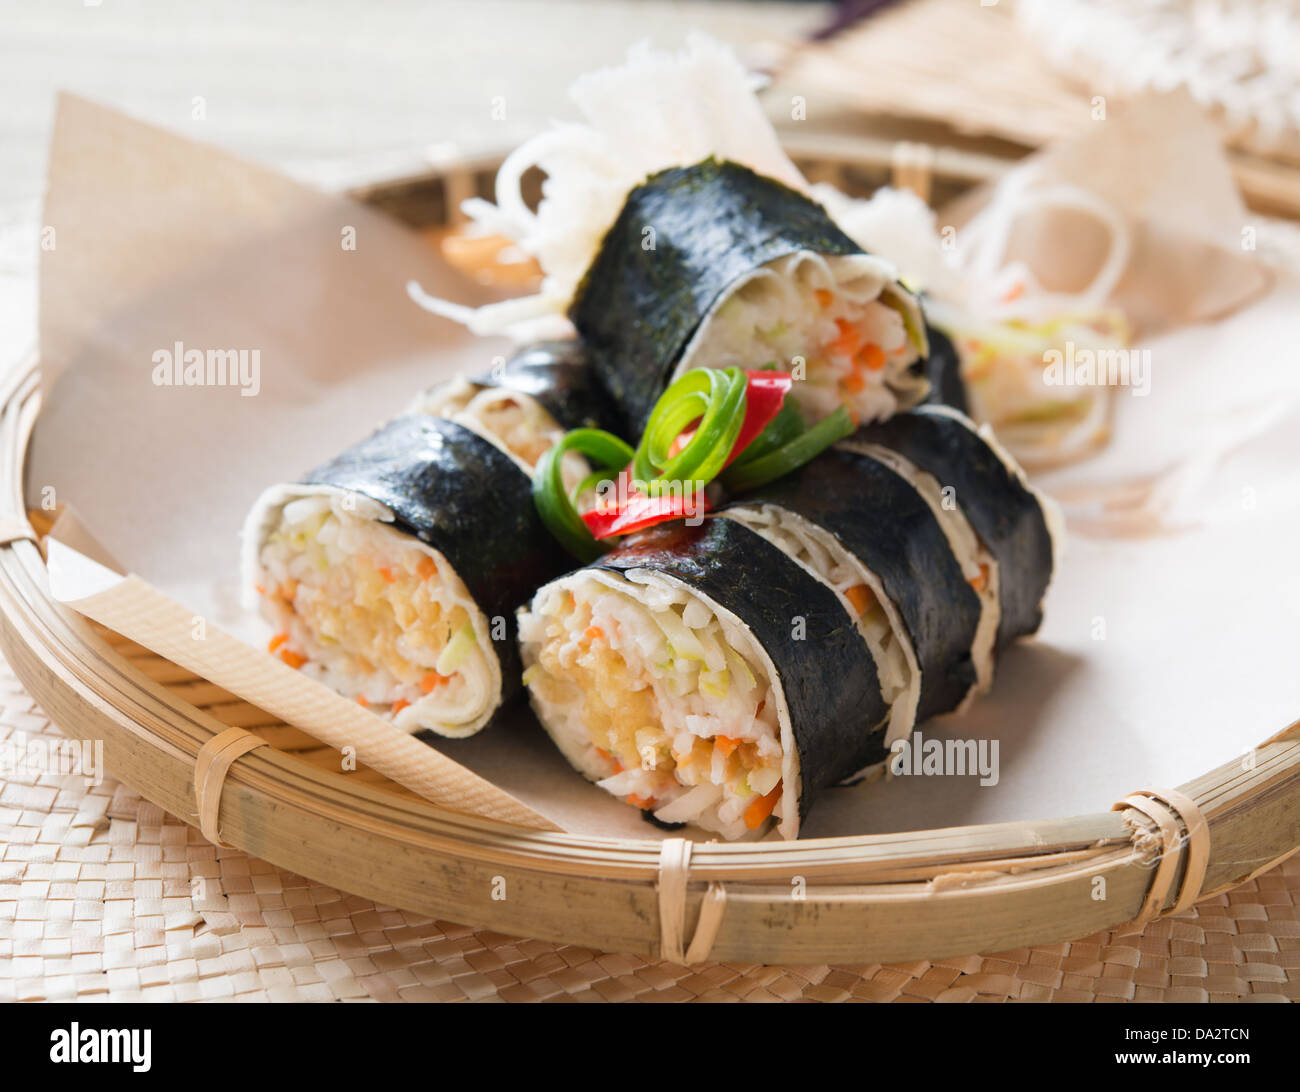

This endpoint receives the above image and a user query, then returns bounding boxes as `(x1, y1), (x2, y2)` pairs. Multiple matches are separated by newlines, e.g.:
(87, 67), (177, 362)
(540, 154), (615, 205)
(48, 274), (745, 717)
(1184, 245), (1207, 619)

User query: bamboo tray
(2, 140), (1298, 966)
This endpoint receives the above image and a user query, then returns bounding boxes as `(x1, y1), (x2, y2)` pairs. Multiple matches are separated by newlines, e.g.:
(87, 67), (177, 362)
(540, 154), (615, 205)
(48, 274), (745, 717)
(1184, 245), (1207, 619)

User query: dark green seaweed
(734, 449), (980, 722)
(851, 407), (1054, 646)
(301, 415), (572, 701)
(469, 339), (616, 432)
(919, 322), (969, 415)
(569, 158), (866, 433)
(594, 517), (889, 821)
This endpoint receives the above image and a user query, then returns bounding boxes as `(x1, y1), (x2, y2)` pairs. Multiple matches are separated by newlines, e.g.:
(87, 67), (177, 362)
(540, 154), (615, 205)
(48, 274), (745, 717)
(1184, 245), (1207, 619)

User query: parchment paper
(27, 93), (1300, 840)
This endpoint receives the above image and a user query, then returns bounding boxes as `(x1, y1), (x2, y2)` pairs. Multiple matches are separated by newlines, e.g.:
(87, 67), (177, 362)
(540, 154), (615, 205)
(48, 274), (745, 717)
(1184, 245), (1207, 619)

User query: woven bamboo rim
(4, 142), (1298, 965)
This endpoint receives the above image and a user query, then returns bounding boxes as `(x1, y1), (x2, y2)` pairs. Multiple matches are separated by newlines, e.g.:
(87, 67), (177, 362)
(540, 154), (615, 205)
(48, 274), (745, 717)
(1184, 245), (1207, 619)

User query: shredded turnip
(408, 34), (809, 336)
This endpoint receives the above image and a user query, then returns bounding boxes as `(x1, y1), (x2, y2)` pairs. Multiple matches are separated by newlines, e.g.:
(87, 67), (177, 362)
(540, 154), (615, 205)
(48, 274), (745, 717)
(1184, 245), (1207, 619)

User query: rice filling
(411, 378), (590, 487)
(250, 488), (500, 738)
(519, 570), (793, 841)
(673, 250), (927, 424)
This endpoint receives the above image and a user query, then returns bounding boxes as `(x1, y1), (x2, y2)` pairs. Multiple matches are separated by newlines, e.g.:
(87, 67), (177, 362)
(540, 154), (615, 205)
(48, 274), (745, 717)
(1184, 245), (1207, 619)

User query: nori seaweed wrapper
(569, 157), (866, 433)
(919, 322), (969, 415)
(850, 406), (1054, 645)
(301, 414), (572, 701)
(593, 517), (889, 820)
(734, 449), (980, 722)
(469, 339), (617, 432)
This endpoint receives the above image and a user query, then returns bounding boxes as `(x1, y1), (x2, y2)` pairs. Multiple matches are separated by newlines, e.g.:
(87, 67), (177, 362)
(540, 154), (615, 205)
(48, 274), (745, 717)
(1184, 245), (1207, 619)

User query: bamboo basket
(2, 138), (1298, 967)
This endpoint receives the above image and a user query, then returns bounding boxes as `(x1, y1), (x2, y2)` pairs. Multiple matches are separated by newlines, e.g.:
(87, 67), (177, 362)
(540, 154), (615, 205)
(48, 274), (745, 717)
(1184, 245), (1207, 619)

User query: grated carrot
(254, 584), (266, 596)
(856, 343), (886, 372)
(420, 671), (446, 694)
(417, 556), (438, 580)
(969, 563), (990, 594)
(391, 699), (410, 714)
(842, 369), (866, 394)
(627, 794), (654, 810)
(267, 633), (288, 653)
(584, 625), (604, 641)
(827, 317), (861, 356)
(814, 288), (833, 309)
(713, 736), (741, 757)
(844, 584), (875, 615)
(377, 566), (396, 583)
(744, 782), (783, 830)
(279, 648), (306, 669)
(279, 579), (298, 600)
(357, 696), (368, 707)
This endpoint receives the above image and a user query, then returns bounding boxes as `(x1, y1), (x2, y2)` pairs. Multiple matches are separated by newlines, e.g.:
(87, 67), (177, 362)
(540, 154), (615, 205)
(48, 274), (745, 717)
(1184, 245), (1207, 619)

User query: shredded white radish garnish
(408, 34), (810, 336)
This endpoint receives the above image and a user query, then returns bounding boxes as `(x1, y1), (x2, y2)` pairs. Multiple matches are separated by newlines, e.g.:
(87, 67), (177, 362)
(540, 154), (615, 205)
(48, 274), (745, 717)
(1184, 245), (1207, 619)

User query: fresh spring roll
(717, 501), (919, 760)
(243, 343), (605, 738)
(409, 339), (613, 469)
(737, 448), (982, 726)
(851, 405), (1062, 647)
(517, 518), (891, 840)
(569, 158), (930, 432)
(835, 439), (1000, 702)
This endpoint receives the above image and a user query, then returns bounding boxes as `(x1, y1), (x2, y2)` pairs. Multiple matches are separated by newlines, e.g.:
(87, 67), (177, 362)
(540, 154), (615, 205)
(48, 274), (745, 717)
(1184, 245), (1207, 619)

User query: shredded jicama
(407, 34), (810, 336)
(818, 177), (1135, 466)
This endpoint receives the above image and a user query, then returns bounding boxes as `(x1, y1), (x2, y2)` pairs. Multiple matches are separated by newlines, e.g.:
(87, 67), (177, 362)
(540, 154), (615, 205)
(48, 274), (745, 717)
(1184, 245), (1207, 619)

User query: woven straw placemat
(1, 656), (1296, 1002)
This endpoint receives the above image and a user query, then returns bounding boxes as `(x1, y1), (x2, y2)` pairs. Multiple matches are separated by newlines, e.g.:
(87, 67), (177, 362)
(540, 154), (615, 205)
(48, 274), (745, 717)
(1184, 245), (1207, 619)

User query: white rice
(672, 251), (928, 424)
(518, 568), (804, 840)
(243, 487), (502, 739)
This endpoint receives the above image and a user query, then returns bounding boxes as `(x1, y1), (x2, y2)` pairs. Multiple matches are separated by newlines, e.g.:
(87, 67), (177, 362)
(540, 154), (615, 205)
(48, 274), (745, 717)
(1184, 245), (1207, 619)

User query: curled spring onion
(534, 367), (858, 558)
(532, 428), (634, 562)
(631, 367), (747, 495)
(722, 405), (854, 492)
(727, 398), (804, 469)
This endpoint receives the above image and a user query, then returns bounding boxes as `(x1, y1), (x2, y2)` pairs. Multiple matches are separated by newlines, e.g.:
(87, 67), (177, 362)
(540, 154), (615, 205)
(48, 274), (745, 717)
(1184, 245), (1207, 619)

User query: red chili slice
(582, 487), (712, 540)
(667, 370), (793, 464)
(580, 371), (787, 540)
(728, 370), (794, 464)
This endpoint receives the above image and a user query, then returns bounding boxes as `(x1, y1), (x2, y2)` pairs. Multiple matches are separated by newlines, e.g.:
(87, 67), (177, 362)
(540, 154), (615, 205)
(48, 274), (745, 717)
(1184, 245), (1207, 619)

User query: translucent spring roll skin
(570, 158), (878, 432)
(851, 407), (1055, 646)
(737, 450), (980, 723)
(594, 518), (891, 821)
(468, 339), (616, 433)
(300, 414), (571, 706)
